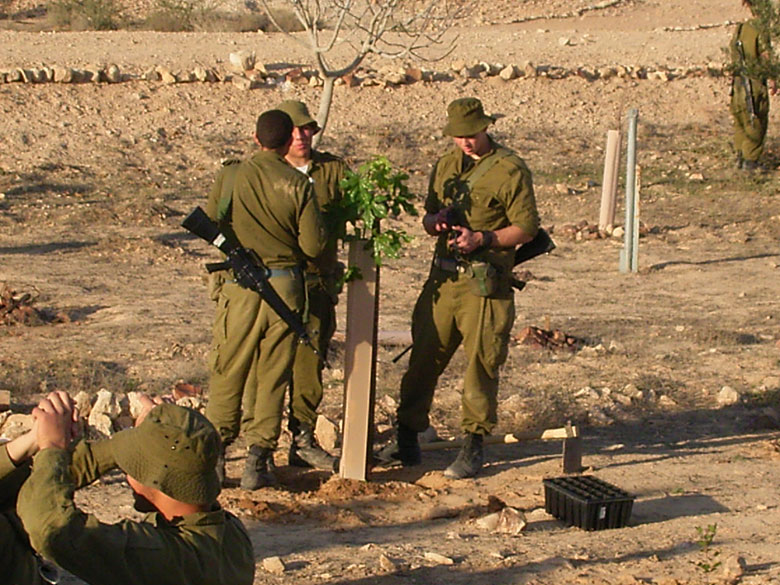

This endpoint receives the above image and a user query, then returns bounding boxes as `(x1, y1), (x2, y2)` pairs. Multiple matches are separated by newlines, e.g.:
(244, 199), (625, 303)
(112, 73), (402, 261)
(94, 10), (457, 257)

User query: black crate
(543, 475), (634, 531)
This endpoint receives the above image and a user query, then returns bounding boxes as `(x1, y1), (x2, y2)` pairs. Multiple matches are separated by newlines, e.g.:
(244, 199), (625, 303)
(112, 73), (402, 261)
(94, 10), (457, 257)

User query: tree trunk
(313, 76), (336, 149)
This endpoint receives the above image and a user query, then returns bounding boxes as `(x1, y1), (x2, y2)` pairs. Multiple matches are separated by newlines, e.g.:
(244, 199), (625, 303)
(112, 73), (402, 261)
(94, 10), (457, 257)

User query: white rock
(105, 64), (121, 83)
(0, 413), (33, 440)
(476, 512), (500, 531)
(315, 414), (340, 450)
(424, 551), (454, 565)
(229, 50), (256, 72)
(262, 556), (286, 574)
(231, 76), (255, 90)
(126, 392), (147, 420)
(525, 507), (551, 522)
(499, 65), (519, 81)
(73, 390), (92, 419)
(574, 386), (600, 400)
(495, 507), (527, 535)
(90, 389), (124, 419)
(378, 553), (398, 572)
(717, 386), (740, 406)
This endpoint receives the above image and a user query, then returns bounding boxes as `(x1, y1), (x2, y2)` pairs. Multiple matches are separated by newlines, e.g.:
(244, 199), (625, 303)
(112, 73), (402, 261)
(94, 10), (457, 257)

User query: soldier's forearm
(492, 225), (534, 248)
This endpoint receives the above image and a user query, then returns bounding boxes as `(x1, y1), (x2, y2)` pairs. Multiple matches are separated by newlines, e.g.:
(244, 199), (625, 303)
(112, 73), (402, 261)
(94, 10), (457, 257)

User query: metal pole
(620, 109), (639, 273)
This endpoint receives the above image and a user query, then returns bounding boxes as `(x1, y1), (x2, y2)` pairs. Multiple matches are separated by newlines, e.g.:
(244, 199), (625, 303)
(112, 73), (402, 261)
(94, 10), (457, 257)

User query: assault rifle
(181, 206), (328, 366)
(391, 227), (556, 363)
(735, 39), (757, 123)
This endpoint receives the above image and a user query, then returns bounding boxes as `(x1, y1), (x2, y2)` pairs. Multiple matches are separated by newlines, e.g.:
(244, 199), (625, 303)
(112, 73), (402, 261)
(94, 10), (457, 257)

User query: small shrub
(265, 6), (304, 32)
(47, 0), (122, 30)
(694, 523), (722, 575)
(197, 10), (269, 33)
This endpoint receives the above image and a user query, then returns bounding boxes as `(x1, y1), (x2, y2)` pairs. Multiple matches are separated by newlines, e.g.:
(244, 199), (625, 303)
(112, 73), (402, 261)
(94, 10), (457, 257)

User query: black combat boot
(375, 424), (422, 466)
(443, 433), (484, 479)
(289, 425), (337, 472)
(240, 445), (277, 490)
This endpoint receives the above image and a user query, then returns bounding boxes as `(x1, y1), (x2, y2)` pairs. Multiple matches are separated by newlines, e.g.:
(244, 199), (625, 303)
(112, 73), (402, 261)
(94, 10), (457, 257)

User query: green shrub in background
(47, 0), (122, 30)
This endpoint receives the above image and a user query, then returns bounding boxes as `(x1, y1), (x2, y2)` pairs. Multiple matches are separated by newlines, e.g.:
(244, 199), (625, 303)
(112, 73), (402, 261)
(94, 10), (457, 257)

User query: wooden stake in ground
(339, 241), (379, 480)
(599, 129), (621, 232)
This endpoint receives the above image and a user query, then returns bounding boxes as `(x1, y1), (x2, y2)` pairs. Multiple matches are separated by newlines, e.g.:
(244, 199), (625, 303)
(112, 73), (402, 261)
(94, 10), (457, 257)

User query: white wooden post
(339, 240), (379, 480)
(599, 130), (621, 232)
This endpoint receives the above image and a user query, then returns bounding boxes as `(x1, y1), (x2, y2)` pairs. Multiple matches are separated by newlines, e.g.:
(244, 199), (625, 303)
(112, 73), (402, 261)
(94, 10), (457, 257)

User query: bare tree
(260, 0), (472, 143)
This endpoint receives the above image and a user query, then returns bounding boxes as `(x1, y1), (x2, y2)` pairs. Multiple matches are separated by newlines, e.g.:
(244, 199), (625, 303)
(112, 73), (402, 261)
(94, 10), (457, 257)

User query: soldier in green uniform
(205, 110), (327, 489)
(730, 0), (776, 170)
(2, 391), (254, 585)
(238, 100), (348, 472)
(378, 97), (540, 479)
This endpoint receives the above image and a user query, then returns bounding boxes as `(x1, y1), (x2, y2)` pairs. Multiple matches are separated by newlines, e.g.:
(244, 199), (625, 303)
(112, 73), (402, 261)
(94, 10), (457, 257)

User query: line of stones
(0, 60), (729, 88)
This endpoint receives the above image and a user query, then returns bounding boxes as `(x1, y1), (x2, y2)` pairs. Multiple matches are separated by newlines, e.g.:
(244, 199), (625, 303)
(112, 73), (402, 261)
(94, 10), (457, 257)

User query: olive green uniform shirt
(227, 150), (325, 268)
(15, 440), (255, 585)
(425, 139), (539, 274)
(305, 149), (348, 276)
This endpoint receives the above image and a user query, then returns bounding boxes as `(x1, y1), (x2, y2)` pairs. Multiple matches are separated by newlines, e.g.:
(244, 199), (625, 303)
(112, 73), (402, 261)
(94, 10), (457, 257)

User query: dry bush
(0, 356), (138, 398)
(264, 6), (303, 31)
(47, 0), (122, 30)
(143, 1), (297, 32)
(197, 10), (269, 32)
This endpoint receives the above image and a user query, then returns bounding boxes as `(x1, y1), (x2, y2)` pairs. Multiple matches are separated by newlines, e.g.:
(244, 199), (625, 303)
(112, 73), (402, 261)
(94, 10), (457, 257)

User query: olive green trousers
(397, 268), (515, 435)
(241, 281), (336, 434)
(206, 280), (301, 450)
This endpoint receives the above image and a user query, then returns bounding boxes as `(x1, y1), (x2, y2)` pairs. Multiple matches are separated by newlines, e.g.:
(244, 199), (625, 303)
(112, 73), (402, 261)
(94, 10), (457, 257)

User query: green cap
(276, 100), (320, 133)
(111, 403), (220, 506)
(442, 97), (495, 137)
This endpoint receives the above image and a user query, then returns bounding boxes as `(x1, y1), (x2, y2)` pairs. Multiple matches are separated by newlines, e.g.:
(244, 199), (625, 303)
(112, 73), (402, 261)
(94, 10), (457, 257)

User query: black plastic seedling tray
(543, 475), (634, 531)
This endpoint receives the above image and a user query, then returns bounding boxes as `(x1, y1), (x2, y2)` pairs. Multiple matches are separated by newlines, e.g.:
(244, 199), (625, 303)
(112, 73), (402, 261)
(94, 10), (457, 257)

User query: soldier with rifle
(236, 100), (348, 473)
(730, 0), (777, 171)
(202, 109), (326, 490)
(377, 97), (541, 479)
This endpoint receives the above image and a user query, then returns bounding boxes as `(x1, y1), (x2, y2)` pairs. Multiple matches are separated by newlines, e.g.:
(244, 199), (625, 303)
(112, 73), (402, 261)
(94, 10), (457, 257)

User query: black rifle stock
(391, 228), (556, 363)
(735, 39), (757, 122)
(182, 206), (328, 367)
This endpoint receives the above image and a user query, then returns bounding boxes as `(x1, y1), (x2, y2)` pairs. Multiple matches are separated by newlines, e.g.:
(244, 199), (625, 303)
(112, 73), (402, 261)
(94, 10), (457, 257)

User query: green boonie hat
(111, 403), (221, 506)
(442, 97), (495, 137)
(276, 100), (320, 133)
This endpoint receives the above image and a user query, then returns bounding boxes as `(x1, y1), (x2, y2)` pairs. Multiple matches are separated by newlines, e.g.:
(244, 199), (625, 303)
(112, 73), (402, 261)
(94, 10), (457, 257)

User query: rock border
(0, 59), (728, 89)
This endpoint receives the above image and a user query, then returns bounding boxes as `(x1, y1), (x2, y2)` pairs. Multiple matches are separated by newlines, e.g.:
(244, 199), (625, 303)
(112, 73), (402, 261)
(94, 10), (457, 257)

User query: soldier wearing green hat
(1, 391), (254, 584)
(237, 100), (348, 473)
(378, 97), (540, 479)
(204, 109), (327, 490)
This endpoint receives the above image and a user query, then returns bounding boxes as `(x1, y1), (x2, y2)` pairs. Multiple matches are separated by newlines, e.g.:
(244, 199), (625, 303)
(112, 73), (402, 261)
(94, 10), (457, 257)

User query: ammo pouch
(465, 261), (498, 297)
(207, 270), (227, 302)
